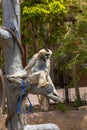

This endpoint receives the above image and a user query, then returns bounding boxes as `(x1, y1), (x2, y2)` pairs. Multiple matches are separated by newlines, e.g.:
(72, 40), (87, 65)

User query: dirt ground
(26, 109), (87, 130)
(0, 106), (87, 130)
(0, 87), (87, 130)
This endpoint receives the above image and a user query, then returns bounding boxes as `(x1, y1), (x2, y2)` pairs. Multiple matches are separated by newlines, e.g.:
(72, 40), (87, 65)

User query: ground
(0, 108), (87, 130)
(0, 87), (87, 130)
(26, 109), (87, 130)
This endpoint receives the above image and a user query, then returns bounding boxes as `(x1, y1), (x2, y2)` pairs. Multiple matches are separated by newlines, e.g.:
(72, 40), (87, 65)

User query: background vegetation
(0, 0), (87, 103)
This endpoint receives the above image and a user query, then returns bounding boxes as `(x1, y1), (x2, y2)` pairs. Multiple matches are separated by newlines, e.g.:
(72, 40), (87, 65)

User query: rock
(24, 123), (60, 130)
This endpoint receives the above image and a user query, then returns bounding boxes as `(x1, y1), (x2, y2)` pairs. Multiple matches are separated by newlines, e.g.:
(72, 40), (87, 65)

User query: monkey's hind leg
(38, 71), (49, 88)
(38, 95), (49, 111)
(29, 72), (40, 84)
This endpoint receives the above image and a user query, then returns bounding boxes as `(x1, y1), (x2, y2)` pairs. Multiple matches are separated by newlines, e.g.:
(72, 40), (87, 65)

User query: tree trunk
(72, 64), (81, 101)
(0, 0), (60, 130)
(0, 69), (5, 114)
(64, 71), (69, 103)
(2, 0), (23, 129)
(0, 0), (2, 9)
(22, 44), (27, 68)
(29, 22), (39, 52)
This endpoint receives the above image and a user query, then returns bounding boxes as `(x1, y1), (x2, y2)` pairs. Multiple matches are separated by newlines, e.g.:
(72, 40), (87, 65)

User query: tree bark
(72, 64), (81, 101)
(2, 0), (23, 129)
(0, 69), (5, 114)
(0, 0), (60, 130)
(0, 0), (2, 9)
(64, 71), (69, 103)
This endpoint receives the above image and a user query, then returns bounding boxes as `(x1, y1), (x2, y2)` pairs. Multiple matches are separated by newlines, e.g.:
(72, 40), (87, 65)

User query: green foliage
(74, 98), (82, 107)
(21, 0), (67, 58)
(54, 0), (87, 75)
(21, 0), (87, 88)
(0, 55), (3, 67)
(57, 102), (67, 112)
(21, 0), (66, 22)
(0, 9), (2, 25)
(22, 1), (65, 16)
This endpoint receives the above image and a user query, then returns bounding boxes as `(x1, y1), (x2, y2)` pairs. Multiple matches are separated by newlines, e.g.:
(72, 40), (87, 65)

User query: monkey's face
(44, 53), (50, 59)
(39, 49), (52, 61)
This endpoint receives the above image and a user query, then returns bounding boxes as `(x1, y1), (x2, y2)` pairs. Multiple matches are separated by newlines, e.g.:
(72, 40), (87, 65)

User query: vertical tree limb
(1, 0), (60, 130)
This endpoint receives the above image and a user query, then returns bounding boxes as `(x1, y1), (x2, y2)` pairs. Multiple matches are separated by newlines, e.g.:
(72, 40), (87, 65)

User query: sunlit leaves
(22, 0), (66, 20)
(49, 1), (66, 14)
(23, 5), (50, 17)
(21, 0), (66, 54)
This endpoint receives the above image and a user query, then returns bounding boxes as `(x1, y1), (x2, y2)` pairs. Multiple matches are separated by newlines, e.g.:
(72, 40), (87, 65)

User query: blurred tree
(0, 8), (4, 70)
(20, 0), (87, 102)
(56, 0), (87, 102)
(21, 0), (66, 55)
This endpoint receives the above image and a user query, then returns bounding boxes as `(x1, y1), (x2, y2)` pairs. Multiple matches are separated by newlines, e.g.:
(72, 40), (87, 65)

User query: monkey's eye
(45, 54), (50, 59)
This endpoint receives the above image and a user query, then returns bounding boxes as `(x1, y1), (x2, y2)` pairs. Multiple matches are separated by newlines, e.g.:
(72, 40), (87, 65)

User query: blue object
(16, 80), (33, 113)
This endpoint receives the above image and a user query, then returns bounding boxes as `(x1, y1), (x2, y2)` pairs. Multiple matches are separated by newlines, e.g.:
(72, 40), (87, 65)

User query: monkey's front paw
(57, 96), (63, 103)
(37, 85), (41, 88)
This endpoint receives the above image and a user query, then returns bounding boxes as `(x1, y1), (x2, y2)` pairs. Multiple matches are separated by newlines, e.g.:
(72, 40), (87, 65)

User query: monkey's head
(38, 49), (52, 61)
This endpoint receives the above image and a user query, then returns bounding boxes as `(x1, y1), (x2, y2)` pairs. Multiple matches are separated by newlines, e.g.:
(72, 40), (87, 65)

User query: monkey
(25, 48), (52, 111)
(25, 48), (52, 88)
(25, 48), (59, 96)
(25, 49), (60, 111)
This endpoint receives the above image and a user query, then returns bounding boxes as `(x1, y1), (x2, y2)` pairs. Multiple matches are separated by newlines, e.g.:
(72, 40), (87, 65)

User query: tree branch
(7, 77), (62, 102)
(0, 28), (12, 40)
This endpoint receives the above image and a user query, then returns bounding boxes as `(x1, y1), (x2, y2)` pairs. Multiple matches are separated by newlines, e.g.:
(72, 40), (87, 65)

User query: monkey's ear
(38, 50), (43, 57)
(45, 48), (52, 55)
(45, 48), (49, 52)
(49, 50), (52, 55)
(47, 49), (52, 55)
